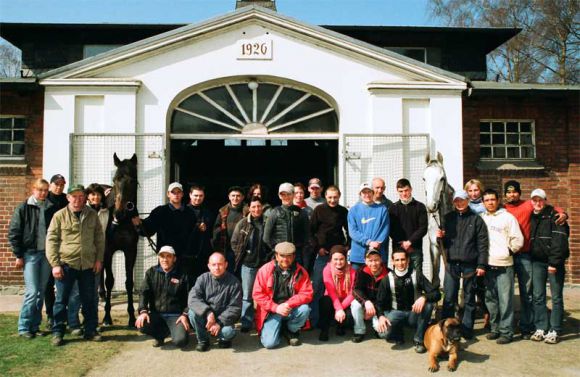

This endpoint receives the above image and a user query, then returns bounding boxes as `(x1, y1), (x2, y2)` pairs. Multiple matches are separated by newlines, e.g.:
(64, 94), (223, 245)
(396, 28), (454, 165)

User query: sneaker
(287, 331), (301, 346)
(544, 330), (559, 344)
(318, 329), (329, 342)
(335, 326), (345, 336)
(196, 341), (210, 352)
(70, 328), (84, 336)
(530, 329), (546, 342)
(51, 334), (64, 346)
(351, 334), (364, 343)
(218, 339), (232, 349)
(414, 342), (427, 354)
(19, 331), (35, 339)
(486, 332), (500, 340)
(496, 336), (511, 345)
(84, 333), (103, 342)
(152, 338), (164, 347)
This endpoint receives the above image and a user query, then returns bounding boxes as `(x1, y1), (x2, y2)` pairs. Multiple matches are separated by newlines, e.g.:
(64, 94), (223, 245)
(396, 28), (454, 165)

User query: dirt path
(87, 317), (580, 377)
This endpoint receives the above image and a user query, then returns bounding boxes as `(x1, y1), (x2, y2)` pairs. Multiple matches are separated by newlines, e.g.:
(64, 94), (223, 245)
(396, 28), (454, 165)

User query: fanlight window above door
(171, 81), (338, 134)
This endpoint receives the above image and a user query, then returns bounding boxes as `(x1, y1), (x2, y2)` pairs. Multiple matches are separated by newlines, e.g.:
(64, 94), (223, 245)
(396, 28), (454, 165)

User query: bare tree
(428, 0), (579, 84)
(0, 38), (22, 78)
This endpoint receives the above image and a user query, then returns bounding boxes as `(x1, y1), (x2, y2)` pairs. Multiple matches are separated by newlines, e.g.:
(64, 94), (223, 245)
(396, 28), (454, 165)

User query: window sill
(0, 162), (28, 175)
(476, 160), (545, 171)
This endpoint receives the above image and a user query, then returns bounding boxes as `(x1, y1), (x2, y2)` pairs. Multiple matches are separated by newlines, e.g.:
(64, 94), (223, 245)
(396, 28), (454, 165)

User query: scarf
(331, 264), (351, 298)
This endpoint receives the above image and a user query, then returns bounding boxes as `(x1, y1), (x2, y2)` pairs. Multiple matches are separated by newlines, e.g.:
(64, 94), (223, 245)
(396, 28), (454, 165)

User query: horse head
(423, 152), (447, 213)
(112, 153), (138, 221)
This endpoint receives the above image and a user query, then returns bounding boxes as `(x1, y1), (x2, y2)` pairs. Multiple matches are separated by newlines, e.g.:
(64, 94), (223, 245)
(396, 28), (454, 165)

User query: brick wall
(0, 85), (45, 285)
(463, 90), (580, 283)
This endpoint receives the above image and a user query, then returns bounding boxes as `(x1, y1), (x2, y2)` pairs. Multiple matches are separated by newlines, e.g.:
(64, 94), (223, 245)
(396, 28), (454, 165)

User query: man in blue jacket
(347, 182), (389, 269)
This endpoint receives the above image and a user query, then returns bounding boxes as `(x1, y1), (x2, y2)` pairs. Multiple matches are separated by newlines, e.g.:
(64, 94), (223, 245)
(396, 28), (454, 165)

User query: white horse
(423, 152), (454, 287)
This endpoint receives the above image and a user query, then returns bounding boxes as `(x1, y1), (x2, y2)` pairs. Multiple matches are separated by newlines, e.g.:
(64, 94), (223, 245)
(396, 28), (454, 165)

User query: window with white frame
(479, 120), (535, 159)
(0, 117), (26, 158)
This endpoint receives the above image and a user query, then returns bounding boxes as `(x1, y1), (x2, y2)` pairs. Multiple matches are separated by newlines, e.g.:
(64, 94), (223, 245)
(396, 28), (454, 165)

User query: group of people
(9, 173), (570, 352)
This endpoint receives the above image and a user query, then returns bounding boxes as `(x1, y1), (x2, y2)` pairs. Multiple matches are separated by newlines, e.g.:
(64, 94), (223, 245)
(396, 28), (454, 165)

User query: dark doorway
(171, 139), (338, 212)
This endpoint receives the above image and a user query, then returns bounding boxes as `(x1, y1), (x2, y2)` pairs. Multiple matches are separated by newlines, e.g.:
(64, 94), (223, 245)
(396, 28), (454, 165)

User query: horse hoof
(102, 315), (113, 326)
(127, 319), (136, 328)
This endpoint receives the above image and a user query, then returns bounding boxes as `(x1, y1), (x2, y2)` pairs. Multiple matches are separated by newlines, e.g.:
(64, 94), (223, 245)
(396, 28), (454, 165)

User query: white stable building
(39, 6), (467, 286)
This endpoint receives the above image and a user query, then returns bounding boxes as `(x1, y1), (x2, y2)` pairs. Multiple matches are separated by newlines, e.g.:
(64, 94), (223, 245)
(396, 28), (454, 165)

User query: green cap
(67, 184), (85, 194)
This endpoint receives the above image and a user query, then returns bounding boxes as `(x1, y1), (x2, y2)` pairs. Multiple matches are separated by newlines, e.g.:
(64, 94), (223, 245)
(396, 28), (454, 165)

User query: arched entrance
(169, 77), (339, 210)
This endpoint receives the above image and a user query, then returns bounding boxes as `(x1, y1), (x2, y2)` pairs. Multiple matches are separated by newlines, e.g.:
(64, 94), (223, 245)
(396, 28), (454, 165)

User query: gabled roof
(39, 5), (466, 87)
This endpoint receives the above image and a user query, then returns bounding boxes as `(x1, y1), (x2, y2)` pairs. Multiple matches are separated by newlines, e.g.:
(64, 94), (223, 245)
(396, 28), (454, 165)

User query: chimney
(235, 1), (277, 11)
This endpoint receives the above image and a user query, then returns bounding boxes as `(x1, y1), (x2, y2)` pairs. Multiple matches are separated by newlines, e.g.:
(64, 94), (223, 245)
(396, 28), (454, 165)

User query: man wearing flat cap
(46, 184), (105, 346)
(253, 241), (313, 349)
(136, 245), (190, 348)
(133, 182), (199, 283)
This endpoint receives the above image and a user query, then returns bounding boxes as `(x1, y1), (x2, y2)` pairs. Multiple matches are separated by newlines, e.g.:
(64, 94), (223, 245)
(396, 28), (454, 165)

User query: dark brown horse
(101, 153), (139, 327)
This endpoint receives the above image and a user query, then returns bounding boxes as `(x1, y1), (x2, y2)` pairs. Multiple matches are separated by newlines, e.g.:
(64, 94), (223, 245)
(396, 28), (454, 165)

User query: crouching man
(188, 252), (242, 352)
(253, 242), (313, 349)
(375, 248), (441, 353)
(136, 246), (190, 348)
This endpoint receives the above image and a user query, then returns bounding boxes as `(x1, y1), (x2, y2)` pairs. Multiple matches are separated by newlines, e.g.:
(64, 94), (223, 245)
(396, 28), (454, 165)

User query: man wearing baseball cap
(133, 182), (199, 283)
(46, 184), (105, 346)
(253, 242), (313, 349)
(347, 182), (389, 269)
(136, 245), (190, 348)
(436, 189), (488, 340)
(305, 178), (325, 210)
(529, 189), (569, 344)
(503, 180), (567, 340)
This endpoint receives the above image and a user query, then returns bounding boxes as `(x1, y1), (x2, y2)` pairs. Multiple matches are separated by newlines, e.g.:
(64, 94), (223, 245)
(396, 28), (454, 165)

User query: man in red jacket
(252, 242), (313, 349)
(503, 180), (567, 339)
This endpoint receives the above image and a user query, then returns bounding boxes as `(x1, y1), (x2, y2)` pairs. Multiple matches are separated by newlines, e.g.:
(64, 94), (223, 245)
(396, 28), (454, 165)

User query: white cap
(159, 245), (176, 255)
(453, 190), (469, 201)
(278, 182), (294, 194)
(530, 188), (547, 200)
(359, 182), (372, 193)
(167, 182), (183, 192)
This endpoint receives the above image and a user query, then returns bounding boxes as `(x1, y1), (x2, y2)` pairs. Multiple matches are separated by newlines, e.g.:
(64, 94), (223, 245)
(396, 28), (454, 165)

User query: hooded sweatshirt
(481, 208), (524, 267)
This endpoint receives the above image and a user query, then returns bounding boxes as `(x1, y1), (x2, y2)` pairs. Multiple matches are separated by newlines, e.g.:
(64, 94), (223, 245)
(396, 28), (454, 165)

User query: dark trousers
(318, 295), (353, 332)
(442, 262), (477, 335)
(140, 311), (189, 348)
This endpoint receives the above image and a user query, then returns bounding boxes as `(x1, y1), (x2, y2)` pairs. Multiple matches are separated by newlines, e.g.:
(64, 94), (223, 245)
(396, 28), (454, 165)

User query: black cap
(504, 180), (521, 194)
(50, 174), (66, 184)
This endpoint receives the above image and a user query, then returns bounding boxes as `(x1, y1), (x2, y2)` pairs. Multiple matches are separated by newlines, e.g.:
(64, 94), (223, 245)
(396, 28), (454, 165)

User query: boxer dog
(424, 318), (462, 372)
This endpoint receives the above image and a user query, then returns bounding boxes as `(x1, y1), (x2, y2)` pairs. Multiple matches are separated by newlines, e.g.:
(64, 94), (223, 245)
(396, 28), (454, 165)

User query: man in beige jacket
(481, 188), (524, 345)
(46, 184), (105, 346)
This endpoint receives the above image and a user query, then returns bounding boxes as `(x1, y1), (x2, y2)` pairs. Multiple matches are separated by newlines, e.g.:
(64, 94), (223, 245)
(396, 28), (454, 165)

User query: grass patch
(0, 312), (141, 377)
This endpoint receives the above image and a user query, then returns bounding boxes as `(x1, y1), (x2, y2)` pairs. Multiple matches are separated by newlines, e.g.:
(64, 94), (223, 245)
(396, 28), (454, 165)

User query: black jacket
(231, 214), (270, 270)
(138, 265), (190, 315)
(442, 210), (489, 269)
(375, 268), (441, 314)
(140, 204), (198, 257)
(263, 204), (309, 249)
(8, 199), (57, 258)
(388, 199), (428, 251)
(530, 205), (569, 267)
(309, 203), (350, 251)
(353, 265), (388, 305)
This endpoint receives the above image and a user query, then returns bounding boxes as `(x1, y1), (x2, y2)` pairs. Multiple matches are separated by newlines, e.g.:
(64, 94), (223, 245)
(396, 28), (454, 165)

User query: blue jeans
(189, 310), (236, 344)
(310, 254), (329, 328)
(67, 282), (81, 329)
(140, 312), (189, 347)
(260, 304), (310, 349)
(350, 299), (371, 335)
(374, 304), (434, 343)
(532, 261), (565, 333)
(514, 253), (534, 334)
(52, 266), (98, 336)
(240, 265), (258, 330)
(18, 251), (51, 334)
(485, 266), (515, 339)
(442, 262), (477, 335)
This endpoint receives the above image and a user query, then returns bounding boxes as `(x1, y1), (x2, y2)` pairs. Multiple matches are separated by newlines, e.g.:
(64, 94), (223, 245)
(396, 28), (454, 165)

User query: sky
(0, 0), (437, 26)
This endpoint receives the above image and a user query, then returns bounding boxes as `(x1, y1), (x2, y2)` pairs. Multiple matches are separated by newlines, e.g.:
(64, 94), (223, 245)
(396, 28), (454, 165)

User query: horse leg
(103, 249), (115, 326)
(124, 248), (137, 328)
